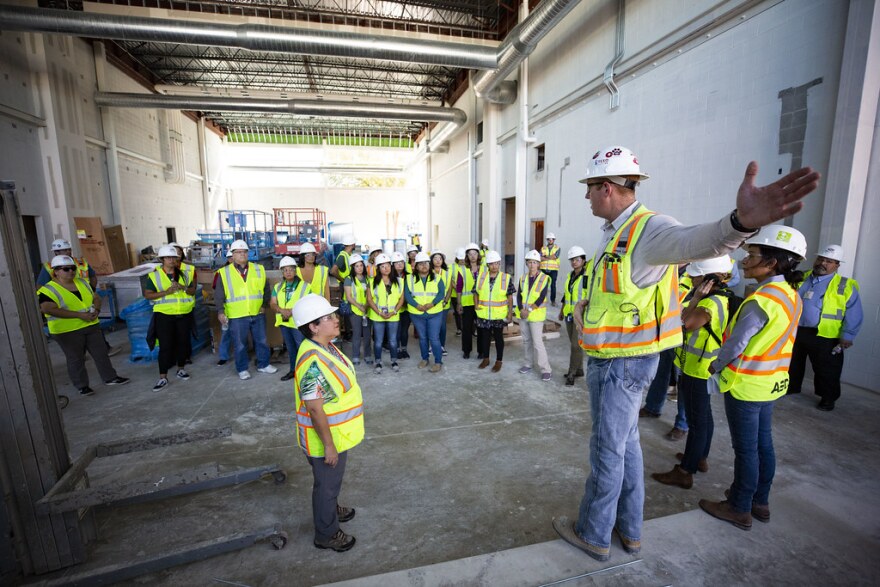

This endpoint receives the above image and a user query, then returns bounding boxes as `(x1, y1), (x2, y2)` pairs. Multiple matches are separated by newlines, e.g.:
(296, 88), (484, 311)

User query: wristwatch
(730, 209), (758, 233)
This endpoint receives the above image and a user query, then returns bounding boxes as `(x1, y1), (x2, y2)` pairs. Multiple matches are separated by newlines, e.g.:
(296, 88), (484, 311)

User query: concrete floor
(33, 321), (880, 586)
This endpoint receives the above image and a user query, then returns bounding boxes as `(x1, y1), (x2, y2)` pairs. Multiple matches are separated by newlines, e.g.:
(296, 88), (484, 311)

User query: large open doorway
(502, 197), (516, 275)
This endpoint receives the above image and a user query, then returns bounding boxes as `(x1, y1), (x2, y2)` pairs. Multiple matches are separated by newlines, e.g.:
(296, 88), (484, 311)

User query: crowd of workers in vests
(35, 144), (863, 556)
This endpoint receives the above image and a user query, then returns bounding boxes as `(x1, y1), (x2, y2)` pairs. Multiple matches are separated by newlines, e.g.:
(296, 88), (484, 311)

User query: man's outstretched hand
(736, 162), (820, 229)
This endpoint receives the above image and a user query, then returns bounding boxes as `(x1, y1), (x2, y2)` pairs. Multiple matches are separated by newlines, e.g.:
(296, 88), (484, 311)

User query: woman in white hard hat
(405, 252), (446, 372)
(431, 250), (453, 356)
(451, 248), (465, 336)
(365, 254), (404, 374)
(699, 226), (805, 531)
(457, 243), (483, 359)
(558, 246), (588, 386)
(652, 255), (734, 490)
(293, 294), (364, 553)
(37, 255), (129, 396)
(474, 250), (514, 372)
(343, 254), (371, 366)
(144, 245), (198, 392)
(298, 243), (330, 300)
(406, 244), (419, 269)
(391, 251), (412, 360)
(366, 246), (383, 278)
(36, 239), (96, 290)
(271, 256), (310, 381)
(517, 250), (553, 381)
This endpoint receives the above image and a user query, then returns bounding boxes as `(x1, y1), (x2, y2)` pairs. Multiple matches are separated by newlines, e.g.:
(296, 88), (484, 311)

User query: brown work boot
(337, 505), (356, 523)
(491, 361), (503, 373)
(676, 452), (708, 473)
(699, 499), (752, 531)
(724, 489), (770, 522)
(314, 529), (356, 551)
(478, 358), (490, 369)
(430, 363), (442, 373)
(639, 407), (660, 418)
(665, 426), (687, 441)
(613, 526), (641, 555)
(651, 465), (693, 489)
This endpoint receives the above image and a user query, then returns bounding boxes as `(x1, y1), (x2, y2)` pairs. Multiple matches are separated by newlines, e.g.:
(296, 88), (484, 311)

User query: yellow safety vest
(219, 263), (266, 319)
(369, 278), (403, 322)
(44, 258), (91, 282)
(515, 272), (549, 322)
(294, 339), (365, 458)
(799, 271), (859, 339)
(579, 206), (682, 358)
(335, 250), (351, 281)
(434, 266), (455, 310)
(147, 268), (195, 315)
(347, 276), (369, 317)
(541, 244), (561, 271)
(407, 274), (443, 315)
(459, 265), (482, 307)
(298, 265), (329, 297)
(449, 264), (462, 299)
(273, 278), (309, 327)
(38, 278), (99, 334)
(475, 271), (511, 320)
(562, 270), (586, 318)
(675, 295), (728, 380)
(678, 274), (693, 304)
(719, 281), (802, 401)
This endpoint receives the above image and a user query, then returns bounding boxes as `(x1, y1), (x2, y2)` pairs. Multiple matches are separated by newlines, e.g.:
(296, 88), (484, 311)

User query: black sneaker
(374, 362), (383, 374)
(176, 369), (190, 380)
(79, 387), (95, 396)
(391, 362), (400, 372)
(217, 359), (228, 366)
(105, 377), (129, 386)
(442, 347), (448, 356)
(152, 378), (168, 392)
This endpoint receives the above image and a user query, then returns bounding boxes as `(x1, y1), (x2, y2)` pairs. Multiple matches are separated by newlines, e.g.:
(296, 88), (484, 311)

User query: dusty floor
(30, 320), (880, 586)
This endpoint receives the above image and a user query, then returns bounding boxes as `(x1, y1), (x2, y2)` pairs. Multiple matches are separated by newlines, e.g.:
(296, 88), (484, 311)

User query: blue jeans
(372, 320), (399, 363)
(679, 373), (714, 474)
(576, 354), (659, 549)
(229, 315), (271, 372)
(218, 327), (232, 361)
(643, 348), (688, 430)
(280, 325), (305, 372)
(724, 392), (776, 512)
(410, 312), (443, 364)
(439, 308), (449, 347)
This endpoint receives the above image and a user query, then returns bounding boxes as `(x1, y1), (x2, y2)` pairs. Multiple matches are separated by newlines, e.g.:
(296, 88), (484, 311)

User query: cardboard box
(74, 217), (129, 275)
(103, 225), (130, 273)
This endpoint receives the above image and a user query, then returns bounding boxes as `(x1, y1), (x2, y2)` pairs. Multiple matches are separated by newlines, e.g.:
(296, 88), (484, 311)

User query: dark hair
(756, 245), (804, 289)
(431, 255), (448, 270)
(298, 322), (317, 340)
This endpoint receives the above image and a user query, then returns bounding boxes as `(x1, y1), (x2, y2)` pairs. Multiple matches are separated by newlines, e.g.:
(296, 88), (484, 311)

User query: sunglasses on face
(55, 267), (76, 272)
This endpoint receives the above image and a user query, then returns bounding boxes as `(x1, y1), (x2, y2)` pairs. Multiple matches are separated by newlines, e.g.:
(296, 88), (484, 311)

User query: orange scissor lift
(273, 208), (327, 257)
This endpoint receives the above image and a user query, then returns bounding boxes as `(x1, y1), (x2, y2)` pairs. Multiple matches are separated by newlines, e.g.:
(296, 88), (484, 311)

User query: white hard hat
(414, 252), (431, 264)
(168, 241), (183, 249)
(292, 294), (338, 328)
(230, 240), (249, 251)
(349, 253), (364, 265)
(481, 239), (489, 247)
(226, 250), (233, 258)
(816, 244), (844, 262)
(567, 245), (587, 259)
(525, 250), (541, 262)
(686, 255), (733, 277)
(407, 245), (419, 253)
(578, 146), (649, 186)
(485, 250), (502, 264)
(300, 243), (317, 255)
(157, 245), (180, 258)
(51, 239), (72, 251)
(465, 242), (480, 253)
(374, 253), (391, 266)
(341, 235), (356, 246)
(455, 248), (466, 260)
(370, 245), (383, 254)
(391, 251), (406, 263)
(744, 224), (807, 259)
(431, 250), (445, 260)
(50, 255), (76, 268)
(546, 233), (556, 240)
(279, 256), (297, 268)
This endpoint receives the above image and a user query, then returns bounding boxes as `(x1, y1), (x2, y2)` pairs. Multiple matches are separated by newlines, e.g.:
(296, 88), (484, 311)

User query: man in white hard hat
(37, 239), (96, 290)
(330, 236), (357, 282)
(552, 146), (819, 561)
(788, 244), (862, 411)
(214, 240), (277, 379)
(541, 233), (561, 307)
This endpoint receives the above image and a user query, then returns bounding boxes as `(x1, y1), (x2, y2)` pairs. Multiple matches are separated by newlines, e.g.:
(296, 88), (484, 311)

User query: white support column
(819, 0), (879, 265)
(197, 117), (211, 231)
(93, 41), (125, 227)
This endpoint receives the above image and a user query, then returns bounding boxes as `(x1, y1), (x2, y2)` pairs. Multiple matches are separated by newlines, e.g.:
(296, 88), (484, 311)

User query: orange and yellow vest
(515, 272), (549, 322)
(540, 244), (560, 271)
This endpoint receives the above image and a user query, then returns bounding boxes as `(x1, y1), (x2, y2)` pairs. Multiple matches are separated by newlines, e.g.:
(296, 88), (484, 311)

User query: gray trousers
(348, 315), (371, 362)
(520, 320), (551, 374)
(53, 324), (118, 389)
(565, 319), (585, 375)
(307, 450), (348, 541)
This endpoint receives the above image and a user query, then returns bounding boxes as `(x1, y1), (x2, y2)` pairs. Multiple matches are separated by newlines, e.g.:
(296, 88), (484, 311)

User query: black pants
(541, 269), (558, 303)
(54, 324), (118, 389)
(461, 306), (476, 356)
(477, 326), (505, 361)
(398, 311), (410, 350)
(679, 373), (714, 474)
(788, 327), (843, 404)
(452, 304), (462, 332)
(307, 451), (348, 541)
(154, 312), (193, 375)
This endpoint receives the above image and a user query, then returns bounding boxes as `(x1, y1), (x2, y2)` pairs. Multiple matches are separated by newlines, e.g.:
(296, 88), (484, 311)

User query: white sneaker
(238, 370), (252, 380)
(257, 365), (278, 374)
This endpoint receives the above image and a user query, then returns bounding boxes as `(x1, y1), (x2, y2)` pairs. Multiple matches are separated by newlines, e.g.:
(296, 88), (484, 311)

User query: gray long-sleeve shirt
(213, 263), (272, 313)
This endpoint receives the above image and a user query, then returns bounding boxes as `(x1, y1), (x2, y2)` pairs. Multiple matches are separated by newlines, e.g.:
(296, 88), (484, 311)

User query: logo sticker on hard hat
(592, 151), (600, 159)
(607, 148), (622, 157)
(776, 230), (792, 243)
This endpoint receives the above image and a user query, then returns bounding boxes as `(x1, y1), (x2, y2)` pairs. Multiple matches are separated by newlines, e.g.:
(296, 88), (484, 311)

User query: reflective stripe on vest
(435, 266), (455, 309)
(39, 279), (98, 334)
(800, 271), (859, 339)
(293, 340), (365, 457)
(719, 282), (802, 401)
(675, 295), (728, 379)
(348, 277), (369, 317)
(298, 265), (329, 297)
(459, 265), (481, 307)
(221, 263), (266, 319)
(579, 206), (683, 358)
(540, 245), (560, 271)
(336, 250), (351, 281)
(475, 272), (510, 320)
(274, 279), (309, 327)
(562, 270), (586, 317)
(406, 274), (442, 315)
(678, 274), (693, 304)
(148, 268), (195, 315)
(369, 278), (403, 322)
(45, 258), (90, 281)
(516, 272), (549, 322)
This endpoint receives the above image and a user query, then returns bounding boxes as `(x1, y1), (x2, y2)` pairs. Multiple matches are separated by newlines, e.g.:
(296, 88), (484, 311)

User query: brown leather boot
(491, 361), (502, 373)
(478, 358), (490, 369)
(665, 426), (687, 441)
(676, 452), (708, 473)
(724, 489), (770, 522)
(699, 499), (752, 530)
(651, 465), (693, 489)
